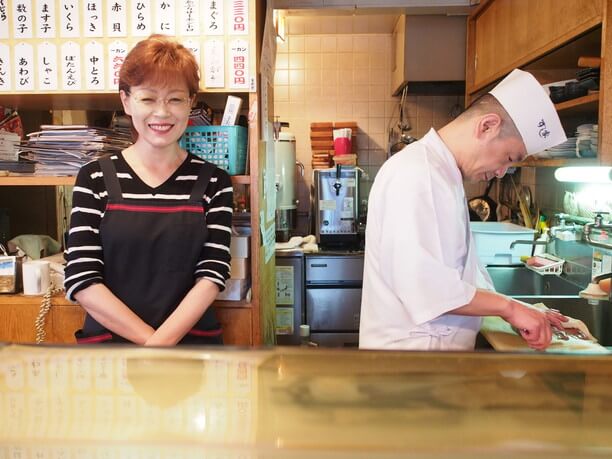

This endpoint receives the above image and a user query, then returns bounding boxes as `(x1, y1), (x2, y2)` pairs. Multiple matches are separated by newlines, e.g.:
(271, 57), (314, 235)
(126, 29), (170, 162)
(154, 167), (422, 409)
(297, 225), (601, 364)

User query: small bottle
(299, 324), (311, 347)
(534, 228), (549, 256)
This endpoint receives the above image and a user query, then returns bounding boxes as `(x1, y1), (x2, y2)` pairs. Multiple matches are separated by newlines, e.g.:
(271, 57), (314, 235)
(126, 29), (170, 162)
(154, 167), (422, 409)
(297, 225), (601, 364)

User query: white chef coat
(359, 128), (495, 351)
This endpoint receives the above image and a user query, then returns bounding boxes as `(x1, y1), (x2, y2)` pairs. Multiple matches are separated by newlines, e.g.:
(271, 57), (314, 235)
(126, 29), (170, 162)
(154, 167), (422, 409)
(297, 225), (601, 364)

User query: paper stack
(18, 125), (132, 176)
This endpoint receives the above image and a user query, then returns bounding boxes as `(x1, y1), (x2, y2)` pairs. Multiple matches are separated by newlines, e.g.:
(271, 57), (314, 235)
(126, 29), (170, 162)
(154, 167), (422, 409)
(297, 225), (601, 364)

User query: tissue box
(217, 278), (249, 301)
(471, 222), (536, 265)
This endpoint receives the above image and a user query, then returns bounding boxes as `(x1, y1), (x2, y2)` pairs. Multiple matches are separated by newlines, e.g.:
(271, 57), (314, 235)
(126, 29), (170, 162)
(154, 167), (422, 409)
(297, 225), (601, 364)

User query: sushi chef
(360, 69), (568, 351)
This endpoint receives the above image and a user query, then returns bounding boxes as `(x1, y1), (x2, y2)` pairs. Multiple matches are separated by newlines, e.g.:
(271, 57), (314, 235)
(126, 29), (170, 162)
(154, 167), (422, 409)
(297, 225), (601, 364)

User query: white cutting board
(481, 316), (611, 354)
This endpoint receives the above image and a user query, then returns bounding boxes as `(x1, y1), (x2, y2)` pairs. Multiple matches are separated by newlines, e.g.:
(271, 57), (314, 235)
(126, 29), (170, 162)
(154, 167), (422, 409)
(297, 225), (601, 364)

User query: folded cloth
(8, 234), (61, 260)
(275, 234), (318, 252)
(275, 236), (304, 251)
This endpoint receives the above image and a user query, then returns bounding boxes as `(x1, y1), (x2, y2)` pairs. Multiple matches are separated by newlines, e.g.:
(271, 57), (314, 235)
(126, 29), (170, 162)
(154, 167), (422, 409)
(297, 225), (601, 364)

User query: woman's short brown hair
(119, 34), (200, 96)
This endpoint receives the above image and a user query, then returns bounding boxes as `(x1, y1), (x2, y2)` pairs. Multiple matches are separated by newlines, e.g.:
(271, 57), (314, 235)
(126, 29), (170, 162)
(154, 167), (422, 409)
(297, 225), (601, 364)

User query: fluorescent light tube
(554, 167), (612, 183)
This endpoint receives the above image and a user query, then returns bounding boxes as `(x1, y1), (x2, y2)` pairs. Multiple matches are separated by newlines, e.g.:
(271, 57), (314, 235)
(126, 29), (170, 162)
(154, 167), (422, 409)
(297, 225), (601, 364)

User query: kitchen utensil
(468, 179), (497, 221)
(510, 177), (533, 228)
(521, 186), (531, 210)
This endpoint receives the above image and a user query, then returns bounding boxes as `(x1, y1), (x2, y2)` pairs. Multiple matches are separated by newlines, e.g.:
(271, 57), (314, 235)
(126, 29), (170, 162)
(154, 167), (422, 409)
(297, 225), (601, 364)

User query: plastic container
(533, 228), (549, 256)
(179, 125), (248, 175)
(299, 324), (311, 347)
(470, 222), (536, 265)
(524, 254), (565, 276)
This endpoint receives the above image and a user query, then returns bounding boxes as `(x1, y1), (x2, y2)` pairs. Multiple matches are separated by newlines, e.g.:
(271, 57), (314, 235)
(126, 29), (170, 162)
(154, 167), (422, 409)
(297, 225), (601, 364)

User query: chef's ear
(475, 113), (502, 140)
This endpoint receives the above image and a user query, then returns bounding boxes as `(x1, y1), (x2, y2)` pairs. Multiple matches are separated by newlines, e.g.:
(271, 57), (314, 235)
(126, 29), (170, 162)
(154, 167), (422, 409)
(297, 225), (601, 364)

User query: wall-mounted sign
(14, 42), (34, 91)
(61, 41), (81, 90)
(38, 41), (58, 90)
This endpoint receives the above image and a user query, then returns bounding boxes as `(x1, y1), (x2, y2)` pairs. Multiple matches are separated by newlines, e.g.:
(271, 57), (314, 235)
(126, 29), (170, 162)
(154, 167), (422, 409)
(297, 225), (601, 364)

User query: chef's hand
(504, 301), (553, 350)
(544, 308), (569, 329)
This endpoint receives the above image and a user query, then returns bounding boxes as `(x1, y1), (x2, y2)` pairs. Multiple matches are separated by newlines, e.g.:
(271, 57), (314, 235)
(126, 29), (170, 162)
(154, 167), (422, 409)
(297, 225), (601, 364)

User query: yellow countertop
(1, 343), (612, 458)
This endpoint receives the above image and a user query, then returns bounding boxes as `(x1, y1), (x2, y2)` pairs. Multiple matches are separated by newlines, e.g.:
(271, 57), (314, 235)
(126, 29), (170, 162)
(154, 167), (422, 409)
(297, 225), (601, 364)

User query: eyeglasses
(129, 93), (192, 110)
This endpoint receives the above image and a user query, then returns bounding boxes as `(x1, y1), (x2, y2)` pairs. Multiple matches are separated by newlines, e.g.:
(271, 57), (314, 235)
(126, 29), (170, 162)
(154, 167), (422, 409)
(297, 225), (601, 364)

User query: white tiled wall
(273, 20), (464, 216)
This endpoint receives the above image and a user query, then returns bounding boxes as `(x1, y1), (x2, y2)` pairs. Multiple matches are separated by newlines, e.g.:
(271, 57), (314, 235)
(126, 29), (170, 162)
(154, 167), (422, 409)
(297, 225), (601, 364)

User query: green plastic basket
(180, 125), (247, 175)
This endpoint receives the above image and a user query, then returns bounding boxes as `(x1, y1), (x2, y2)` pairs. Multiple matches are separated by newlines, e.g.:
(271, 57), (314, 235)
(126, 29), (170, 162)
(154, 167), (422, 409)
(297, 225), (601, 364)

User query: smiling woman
(64, 35), (234, 347)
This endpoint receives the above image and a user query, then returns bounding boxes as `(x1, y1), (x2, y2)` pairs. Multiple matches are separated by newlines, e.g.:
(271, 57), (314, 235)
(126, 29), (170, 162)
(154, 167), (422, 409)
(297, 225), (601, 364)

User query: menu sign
(0, 0), (255, 92)
(36, 0), (56, 38)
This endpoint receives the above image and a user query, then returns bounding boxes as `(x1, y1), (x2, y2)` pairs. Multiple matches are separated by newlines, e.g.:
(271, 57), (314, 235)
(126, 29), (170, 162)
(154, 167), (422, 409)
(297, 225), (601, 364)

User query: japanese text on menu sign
(0, 0), (252, 92)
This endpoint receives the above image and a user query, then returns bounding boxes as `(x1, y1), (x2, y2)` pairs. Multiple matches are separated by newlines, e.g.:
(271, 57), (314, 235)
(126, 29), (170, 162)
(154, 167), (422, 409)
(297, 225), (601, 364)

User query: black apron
(76, 155), (223, 345)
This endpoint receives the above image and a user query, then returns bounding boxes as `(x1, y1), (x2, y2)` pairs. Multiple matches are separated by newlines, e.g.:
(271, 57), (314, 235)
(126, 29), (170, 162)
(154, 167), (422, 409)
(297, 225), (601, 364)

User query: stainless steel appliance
(305, 253), (363, 347)
(274, 130), (304, 242)
(313, 166), (361, 249)
(275, 251), (305, 345)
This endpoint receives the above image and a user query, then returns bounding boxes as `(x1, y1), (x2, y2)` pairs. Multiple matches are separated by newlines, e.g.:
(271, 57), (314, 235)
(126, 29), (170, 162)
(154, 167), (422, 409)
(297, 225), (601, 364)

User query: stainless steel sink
(486, 266), (581, 297)
(486, 266), (612, 346)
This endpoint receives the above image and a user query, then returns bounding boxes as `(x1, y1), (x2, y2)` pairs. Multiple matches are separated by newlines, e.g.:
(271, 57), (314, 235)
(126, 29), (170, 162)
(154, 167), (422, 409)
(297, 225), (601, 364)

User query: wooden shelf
(214, 299), (251, 308)
(0, 174), (250, 186)
(1, 91), (250, 111)
(510, 94), (600, 168)
(1, 93), (122, 111)
(231, 175), (251, 185)
(514, 157), (599, 167)
(555, 92), (599, 114)
(0, 175), (76, 186)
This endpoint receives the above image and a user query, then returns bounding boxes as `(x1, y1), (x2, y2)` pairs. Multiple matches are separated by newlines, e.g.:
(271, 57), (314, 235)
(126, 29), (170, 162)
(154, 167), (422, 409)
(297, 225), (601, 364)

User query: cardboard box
(230, 235), (250, 258)
(217, 278), (249, 301)
(471, 222), (536, 265)
(230, 257), (250, 279)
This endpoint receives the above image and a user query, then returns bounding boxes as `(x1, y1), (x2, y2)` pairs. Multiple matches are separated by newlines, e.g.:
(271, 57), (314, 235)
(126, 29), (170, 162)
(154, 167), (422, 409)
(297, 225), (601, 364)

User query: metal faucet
(509, 240), (548, 249)
(583, 212), (612, 250)
(550, 212), (579, 238)
(333, 164), (342, 196)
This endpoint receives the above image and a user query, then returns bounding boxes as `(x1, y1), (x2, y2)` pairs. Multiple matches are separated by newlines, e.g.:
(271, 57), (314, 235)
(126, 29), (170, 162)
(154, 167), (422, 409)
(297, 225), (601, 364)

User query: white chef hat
(489, 69), (567, 155)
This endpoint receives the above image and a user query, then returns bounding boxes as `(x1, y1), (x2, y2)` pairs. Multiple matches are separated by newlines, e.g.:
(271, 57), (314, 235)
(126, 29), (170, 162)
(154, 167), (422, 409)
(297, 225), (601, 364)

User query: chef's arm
(75, 283), (155, 344)
(452, 289), (565, 350)
(144, 278), (220, 346)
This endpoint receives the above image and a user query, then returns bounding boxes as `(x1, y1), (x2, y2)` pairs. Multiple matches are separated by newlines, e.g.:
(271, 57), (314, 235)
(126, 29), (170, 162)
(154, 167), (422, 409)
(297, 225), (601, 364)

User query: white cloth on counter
(275, 235), (318, 253)
(359, 128), (494, 351)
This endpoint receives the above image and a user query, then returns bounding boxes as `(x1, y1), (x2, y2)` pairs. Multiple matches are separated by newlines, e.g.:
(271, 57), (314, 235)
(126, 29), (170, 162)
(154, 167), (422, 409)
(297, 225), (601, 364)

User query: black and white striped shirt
(64, 152), (233, 301)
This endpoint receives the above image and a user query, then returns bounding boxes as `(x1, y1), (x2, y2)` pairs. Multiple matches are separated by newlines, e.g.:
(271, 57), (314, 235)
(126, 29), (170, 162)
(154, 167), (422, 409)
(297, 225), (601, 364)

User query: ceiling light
(554, 167), (612, 183)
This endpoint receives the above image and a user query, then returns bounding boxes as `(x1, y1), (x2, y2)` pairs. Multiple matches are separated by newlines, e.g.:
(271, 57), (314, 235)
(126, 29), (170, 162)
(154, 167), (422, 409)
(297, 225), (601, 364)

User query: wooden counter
(1, 344), (611, 456)
(0, 293), (82, 343)
(0, 293), (253, 345)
